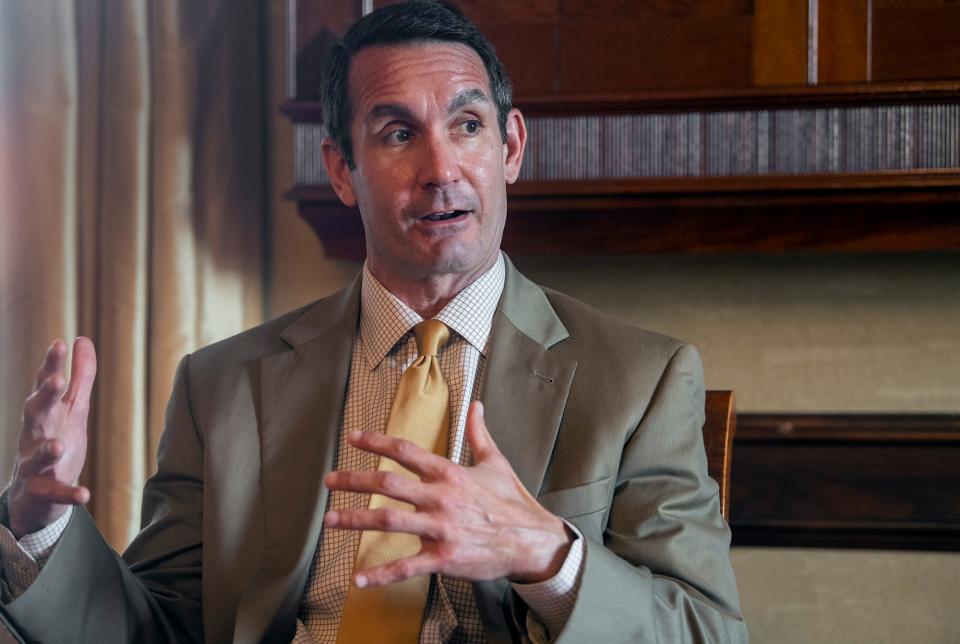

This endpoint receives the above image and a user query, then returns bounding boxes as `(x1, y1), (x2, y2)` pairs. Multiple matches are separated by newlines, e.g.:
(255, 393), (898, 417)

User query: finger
(324, 506), (444, 540)
(18, 439), (65, 475)
(324, 469), (428, 506)
(23, 373), (67, 419)
(24, 477), (90, 505)
(355, 552), (441, 588)
(34, 339), (67, 390)
(63, 337), (97, 406)
(347, 431), (450, 480)
(465, 401), (499, 462)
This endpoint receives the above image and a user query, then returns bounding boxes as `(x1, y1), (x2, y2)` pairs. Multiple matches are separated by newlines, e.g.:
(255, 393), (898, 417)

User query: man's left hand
(323, 400), (573, 588)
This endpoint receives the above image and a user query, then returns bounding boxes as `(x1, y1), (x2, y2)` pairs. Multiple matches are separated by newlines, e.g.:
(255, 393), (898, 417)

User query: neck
(368, 256), (498, 319)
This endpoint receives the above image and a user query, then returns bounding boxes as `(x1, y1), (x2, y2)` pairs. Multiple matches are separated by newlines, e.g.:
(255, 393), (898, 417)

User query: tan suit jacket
(3, 257), (746, 643)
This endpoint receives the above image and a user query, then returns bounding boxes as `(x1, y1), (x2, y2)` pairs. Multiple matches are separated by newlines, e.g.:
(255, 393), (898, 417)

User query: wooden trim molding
(281, 80), (960, 122)
(289, 170), (960, 200)
(730, 413), (960, 551)
(286, 171), (960, 202)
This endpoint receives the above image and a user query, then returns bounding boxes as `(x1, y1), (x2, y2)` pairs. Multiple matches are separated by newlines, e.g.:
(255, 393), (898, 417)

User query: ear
(321, 137), (357, 207)
(502, 108), (527, 184)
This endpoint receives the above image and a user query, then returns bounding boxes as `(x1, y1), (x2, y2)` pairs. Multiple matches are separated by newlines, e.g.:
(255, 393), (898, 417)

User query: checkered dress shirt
(0, 504), (71, 599)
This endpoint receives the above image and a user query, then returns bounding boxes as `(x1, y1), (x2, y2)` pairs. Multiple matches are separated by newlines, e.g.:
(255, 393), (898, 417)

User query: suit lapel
(474, 258), (578, 644)
(482, 257), (577, 498)
(233, 277), (360, 643)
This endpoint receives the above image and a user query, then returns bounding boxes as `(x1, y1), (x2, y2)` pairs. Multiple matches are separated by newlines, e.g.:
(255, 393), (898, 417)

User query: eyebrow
(364, 89), (491, 126)
(448, 88), (489, 113)
(366, 103), (416, 125)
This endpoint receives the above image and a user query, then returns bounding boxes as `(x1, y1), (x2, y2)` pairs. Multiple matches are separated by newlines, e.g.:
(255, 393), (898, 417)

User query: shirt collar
(359, 253), (505, 370)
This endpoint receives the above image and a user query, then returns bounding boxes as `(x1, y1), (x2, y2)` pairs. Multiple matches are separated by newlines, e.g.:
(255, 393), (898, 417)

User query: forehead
(348, 42), (492, 120)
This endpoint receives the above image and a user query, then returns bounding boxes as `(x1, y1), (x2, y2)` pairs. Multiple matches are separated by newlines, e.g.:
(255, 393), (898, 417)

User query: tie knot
(414, 319), (449, 357)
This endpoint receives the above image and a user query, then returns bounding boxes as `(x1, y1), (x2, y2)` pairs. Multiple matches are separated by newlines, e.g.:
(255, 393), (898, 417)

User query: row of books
(294, 104), (959, 185)
(519, 104), (960, 180)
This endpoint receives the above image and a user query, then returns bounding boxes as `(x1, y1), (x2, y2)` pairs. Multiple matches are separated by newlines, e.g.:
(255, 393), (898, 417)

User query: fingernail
(355, 574), (367, 588)
(477, 401), (485, 417)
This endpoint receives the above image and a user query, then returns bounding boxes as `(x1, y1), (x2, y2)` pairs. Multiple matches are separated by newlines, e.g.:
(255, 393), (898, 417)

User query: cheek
(470, 147), (501, 184)
(355, 168), (400, 210)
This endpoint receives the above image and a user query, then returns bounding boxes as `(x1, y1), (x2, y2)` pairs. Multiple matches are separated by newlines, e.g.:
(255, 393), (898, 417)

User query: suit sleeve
(1, 356), (204, 643)
(553, 344), (748, 644)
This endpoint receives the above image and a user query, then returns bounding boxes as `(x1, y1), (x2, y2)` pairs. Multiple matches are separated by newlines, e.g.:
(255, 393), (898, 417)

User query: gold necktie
(336, 319), (451, 644)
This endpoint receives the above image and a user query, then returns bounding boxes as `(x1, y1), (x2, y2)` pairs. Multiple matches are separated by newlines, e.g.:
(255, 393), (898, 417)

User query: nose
(417, 134), (461, 189)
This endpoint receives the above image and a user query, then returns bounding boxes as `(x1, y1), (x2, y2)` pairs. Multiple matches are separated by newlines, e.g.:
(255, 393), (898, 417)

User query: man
(1, 2), (746, 642)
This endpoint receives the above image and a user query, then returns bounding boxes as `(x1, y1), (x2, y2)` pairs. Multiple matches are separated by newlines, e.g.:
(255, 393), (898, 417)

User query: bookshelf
(284, 0), (960, 257)
(284, 82), (960, 259)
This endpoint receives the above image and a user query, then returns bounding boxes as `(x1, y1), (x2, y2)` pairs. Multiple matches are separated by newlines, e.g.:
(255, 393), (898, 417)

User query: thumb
(465, 401), (497, 462)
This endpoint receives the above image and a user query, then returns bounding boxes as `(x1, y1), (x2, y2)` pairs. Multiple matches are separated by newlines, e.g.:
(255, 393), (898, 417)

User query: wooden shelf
(289, 171), (960, 260)
(289, 170), (960, 201)
(508, 171), (960, 196)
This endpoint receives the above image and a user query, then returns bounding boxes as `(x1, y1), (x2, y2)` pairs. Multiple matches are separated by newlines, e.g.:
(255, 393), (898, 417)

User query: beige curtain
(0, 1), (265, 549)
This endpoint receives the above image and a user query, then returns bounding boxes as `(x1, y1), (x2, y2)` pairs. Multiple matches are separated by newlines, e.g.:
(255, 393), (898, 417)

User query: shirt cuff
(511, 521), (585, 642)
(0, 506), (72, 598)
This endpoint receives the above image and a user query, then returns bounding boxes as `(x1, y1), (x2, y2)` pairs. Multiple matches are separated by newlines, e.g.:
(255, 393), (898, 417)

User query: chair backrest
(703, 390), (736, 520)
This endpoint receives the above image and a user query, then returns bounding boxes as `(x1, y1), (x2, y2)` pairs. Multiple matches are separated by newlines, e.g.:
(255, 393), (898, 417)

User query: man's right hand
(8, 338), (97, 538)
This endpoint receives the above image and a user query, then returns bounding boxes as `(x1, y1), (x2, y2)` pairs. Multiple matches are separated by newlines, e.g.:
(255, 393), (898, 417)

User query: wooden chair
(704, 390), (736, 520)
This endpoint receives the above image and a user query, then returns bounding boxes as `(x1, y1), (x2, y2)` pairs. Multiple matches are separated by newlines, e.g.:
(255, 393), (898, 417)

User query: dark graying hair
(318, 1), (513, 169)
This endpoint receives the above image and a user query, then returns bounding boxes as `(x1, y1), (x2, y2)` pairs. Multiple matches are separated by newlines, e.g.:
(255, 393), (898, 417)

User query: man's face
(323, 42), (525, 284)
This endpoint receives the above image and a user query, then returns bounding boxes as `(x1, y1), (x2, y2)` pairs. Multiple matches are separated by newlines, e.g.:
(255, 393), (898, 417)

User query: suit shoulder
(187, 286), (350, 373)
(541, 286), (689, 359)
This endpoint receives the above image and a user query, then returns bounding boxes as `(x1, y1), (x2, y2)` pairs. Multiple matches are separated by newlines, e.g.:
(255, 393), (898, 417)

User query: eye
(384, 128), (413, 146)
(458, 119), (482, 136)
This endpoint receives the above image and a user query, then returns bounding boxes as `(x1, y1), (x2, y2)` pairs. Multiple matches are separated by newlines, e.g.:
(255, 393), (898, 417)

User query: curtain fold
(0, 0), (265, 549)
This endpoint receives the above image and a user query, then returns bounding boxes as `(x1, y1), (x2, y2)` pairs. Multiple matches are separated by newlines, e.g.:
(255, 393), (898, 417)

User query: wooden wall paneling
(818, 0), (870, 84)
(872, 0), (960, 81)
(294, 0), (360, 99)
(373, 0), (558, 94)
(730, 413), (960, 551)
(457, 0), (558, 95)
(753, 0), (808, 86)
(559, 0), (754, 92)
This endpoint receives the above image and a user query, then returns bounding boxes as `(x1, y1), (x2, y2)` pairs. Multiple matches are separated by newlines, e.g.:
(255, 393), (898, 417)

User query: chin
(421, 242), (492, 278)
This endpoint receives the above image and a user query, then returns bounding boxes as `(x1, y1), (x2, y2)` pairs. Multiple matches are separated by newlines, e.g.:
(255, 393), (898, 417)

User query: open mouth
(420, 209), (469, 222)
